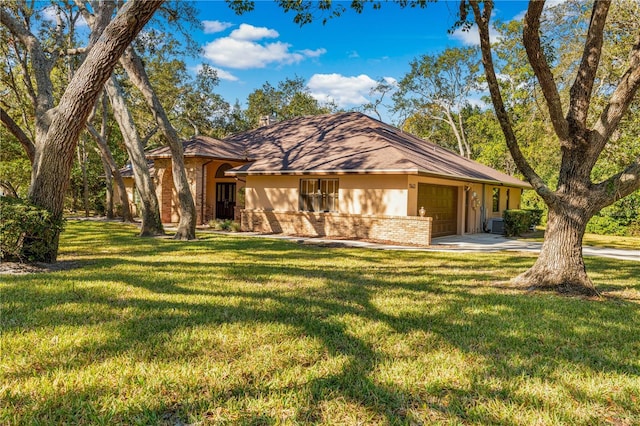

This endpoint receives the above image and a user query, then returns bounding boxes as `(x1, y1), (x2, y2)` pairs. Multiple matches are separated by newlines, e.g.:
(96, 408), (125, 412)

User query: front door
(216, 183), (236, 220)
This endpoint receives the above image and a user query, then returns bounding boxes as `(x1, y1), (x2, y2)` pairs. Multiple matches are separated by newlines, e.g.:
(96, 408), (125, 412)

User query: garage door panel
(418, 184), (458, 237)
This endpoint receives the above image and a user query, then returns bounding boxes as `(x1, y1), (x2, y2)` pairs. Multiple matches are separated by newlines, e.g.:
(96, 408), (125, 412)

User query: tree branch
(590, 33), (640, 154)
(0, 106), (35, 163)
(469, 0), (555, 205)
(591, 157), (640, 212)
(568, 1), (610, 129)
(1, 6), (56, 137)
(523, 0), (569, 142)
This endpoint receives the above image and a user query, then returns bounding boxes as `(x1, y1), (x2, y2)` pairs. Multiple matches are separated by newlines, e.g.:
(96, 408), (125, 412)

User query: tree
(393, 47), (480, 158)
(86, 92), (134, 222)
(1, 0), (163, 261)
(245, 76), (334, 128)
(466, 0), (640, 295)
(118, 45), (196, 240)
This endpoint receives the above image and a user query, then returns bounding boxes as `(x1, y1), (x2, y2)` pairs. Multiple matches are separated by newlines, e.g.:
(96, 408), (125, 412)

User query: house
(121, 112), (530, 245)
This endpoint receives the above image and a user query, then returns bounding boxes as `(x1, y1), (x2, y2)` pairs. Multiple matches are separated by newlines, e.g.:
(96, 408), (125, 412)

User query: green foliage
(209, 218), (240, 232)
(503, 209), (542, 237)
(0, 196), (65, 262)
(0, 157), (31, 198)
(245, 76), (334, 128)
(586, 191), (640, 237)
(392, 47), (480, 156)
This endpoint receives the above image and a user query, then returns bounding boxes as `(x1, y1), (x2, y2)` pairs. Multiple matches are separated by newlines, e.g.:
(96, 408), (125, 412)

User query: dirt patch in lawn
(0, 260), (82, 275)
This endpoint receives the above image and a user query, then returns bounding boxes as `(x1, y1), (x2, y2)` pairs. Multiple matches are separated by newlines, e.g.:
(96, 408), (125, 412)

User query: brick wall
(241, 210), (433, 246)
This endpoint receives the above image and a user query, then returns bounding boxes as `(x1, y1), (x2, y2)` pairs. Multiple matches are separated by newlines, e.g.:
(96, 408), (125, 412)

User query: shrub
(586, 215), (627, 236)
(209, 219), (240, 232)
(525, 209), (544, 228)
(0, 196), (65, 262)
(503, 209), (534, 237)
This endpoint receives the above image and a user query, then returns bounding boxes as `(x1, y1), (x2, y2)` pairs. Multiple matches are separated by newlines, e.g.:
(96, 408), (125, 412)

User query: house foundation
(241, 210), (433, 246)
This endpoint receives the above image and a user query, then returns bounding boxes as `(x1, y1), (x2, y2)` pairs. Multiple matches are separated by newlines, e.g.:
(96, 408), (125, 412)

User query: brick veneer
(241, 210), (433, 246)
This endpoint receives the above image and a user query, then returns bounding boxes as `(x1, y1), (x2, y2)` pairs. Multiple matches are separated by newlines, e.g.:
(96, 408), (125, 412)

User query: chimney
(259, 114), (277, 127)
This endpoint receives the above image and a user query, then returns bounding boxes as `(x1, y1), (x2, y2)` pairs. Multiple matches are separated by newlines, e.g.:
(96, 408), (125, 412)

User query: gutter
(225, 168), (531, 189)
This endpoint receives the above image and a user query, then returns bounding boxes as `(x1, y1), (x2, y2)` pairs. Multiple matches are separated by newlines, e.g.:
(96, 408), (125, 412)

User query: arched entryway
(204, 163), (236, 221)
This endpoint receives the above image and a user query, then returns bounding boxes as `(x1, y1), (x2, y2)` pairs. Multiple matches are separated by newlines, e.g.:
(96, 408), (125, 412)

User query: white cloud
(299, 48), (327, 58)
(212, 67), (239, 82)
(545, 0), (569, 9)
(191, 64), (239, 82)
(202, 20), (233, 34)
(229, 23), (278, 41)
(307, 74), (395, 107)
(449, 23), (501, 46)
(202, 23), (325, 69)
(512, 10), (527, 21)
(348, 51), (360, 58)
(41, 5), (88, 28)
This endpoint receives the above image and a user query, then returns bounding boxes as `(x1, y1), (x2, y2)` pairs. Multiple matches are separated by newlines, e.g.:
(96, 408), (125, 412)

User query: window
(492, 188), (500, 212)
(506, 188), (510, 210)
(299, 179), (339, 212)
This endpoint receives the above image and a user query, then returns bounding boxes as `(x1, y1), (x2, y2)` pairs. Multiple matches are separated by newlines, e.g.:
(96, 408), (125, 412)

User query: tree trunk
(104, 76), (163, 237)
(120, 47), (197, 240)
(87, 124), (134, 222)
(99, 155), (114, 218)
(512, 205), (598, 296)
(443, 106), (466, 158)
(77, 137), (90, 217)
(17, 0), (163, 262)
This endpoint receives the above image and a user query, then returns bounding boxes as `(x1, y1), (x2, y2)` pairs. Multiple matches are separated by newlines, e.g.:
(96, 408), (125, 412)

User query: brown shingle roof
(224, 112), (531, 188)
(145, 135), (250, 161)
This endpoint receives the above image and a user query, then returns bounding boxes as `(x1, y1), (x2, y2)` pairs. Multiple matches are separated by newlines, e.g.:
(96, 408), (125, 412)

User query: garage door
(417, 184), (458, 237)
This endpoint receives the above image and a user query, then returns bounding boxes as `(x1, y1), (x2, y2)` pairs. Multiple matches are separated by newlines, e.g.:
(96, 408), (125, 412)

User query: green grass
(518, 229), (640, 250)
(2, 221), (639, 425)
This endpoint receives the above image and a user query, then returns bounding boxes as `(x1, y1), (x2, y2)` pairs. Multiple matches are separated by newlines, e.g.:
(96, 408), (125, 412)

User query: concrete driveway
(247, 232), (639, 262)
(431, 233), (639, 261)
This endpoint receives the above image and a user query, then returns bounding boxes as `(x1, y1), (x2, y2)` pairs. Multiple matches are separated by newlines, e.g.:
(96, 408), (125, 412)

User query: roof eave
(147, 154), (253, 162)
(225, 167), (531, 188)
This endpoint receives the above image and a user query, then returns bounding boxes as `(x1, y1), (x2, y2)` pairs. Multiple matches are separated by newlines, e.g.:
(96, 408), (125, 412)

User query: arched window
(215, 163), (233, 178)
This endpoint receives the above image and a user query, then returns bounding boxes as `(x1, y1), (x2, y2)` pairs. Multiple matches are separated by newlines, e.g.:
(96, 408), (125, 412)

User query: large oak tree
(1, 0), (163, 261)
(466, 0), (640, 295)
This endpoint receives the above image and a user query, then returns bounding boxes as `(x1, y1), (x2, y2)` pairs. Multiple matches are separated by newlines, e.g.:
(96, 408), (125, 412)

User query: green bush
(503, 209), (534, 237)
(586, 215), (627, 236)
(0, 196), (65, 262)
(524, 209), (544, 228)
(209, 219), (240, 232)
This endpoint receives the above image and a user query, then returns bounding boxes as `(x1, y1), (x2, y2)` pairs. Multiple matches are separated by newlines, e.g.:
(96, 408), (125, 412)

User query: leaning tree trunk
(120, 46), (197, 240)
(104, 76), (163, 237)
(23, 1), (163, 262)
(513, 203), (598, 296)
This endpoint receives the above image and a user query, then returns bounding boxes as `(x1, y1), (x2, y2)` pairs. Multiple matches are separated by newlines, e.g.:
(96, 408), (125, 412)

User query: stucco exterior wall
(245, 174), (409, 216)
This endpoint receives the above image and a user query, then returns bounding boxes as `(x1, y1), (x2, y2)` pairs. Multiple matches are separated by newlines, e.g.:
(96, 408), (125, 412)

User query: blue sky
(190, 1), (531, 122)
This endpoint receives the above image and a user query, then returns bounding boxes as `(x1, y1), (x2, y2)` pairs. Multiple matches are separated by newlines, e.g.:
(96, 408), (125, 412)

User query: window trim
(492, 188), (500, 213)
(299, 178), (339, 212)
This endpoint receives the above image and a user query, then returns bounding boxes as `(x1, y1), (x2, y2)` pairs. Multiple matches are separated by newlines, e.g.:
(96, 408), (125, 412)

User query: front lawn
(2, 221), (639, 425)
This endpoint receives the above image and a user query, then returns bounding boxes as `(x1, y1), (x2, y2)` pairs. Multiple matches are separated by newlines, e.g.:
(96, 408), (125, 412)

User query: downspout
(201, 160), (213, 224)
(481, 183), (487, 232)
